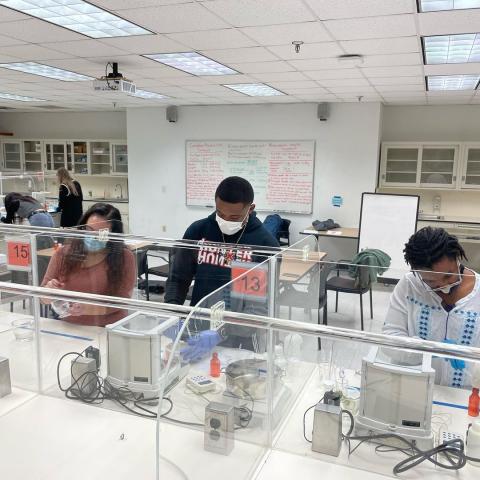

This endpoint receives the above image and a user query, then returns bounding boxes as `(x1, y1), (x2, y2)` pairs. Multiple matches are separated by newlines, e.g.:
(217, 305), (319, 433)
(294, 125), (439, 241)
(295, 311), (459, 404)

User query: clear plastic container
(11, 318), (34, 341)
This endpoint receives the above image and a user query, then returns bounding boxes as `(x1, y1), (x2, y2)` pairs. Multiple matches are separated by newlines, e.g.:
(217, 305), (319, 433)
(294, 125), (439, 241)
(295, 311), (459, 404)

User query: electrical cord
(56, 350), (203, 426)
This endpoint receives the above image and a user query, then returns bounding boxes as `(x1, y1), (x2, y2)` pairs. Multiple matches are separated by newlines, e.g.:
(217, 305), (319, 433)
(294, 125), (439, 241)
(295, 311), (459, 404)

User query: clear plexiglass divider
(158, 234), (480, 480)
(0, 225), (480, 479)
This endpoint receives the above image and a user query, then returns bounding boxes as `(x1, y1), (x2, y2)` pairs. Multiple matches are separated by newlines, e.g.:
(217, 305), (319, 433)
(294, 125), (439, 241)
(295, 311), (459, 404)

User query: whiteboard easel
(358, 192), (419, 281)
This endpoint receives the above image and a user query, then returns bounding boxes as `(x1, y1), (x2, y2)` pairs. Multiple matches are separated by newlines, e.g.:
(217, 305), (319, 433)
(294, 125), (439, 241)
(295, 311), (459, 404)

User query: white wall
(0, 111), (126, 139)
(127, 103), (382, 243)
(382, 105), (480, 142)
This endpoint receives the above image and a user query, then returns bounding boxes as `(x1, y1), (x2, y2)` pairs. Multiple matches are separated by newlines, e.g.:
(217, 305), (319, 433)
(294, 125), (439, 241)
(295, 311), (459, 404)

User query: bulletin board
(185, 140), (315, 214)
(358, 192), (419, 280)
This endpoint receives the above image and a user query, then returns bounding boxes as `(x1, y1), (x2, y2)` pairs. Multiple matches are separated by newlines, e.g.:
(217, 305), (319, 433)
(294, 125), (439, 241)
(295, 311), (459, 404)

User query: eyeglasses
(414, 262), (462, 293)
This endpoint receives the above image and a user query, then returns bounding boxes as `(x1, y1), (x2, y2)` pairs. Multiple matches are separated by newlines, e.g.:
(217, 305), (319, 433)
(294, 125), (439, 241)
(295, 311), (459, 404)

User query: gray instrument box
(0, 356), (12, 398)
(311, 402), (342, 457)
(204, 402), (235, 455)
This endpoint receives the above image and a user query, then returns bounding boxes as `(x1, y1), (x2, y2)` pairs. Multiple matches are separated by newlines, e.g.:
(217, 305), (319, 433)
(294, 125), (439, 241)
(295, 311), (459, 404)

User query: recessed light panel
(223, 83), (285, 96)
(0, 0), (151, 38)
(427, 74), (480, 90)
(144, 52), (238, 76)
(0, 62), (93, 81)
(132, 89), (169, 99)
(424, 34), (480, 64)
(0, 92), (45, 101)
(419, 0), (480, 11)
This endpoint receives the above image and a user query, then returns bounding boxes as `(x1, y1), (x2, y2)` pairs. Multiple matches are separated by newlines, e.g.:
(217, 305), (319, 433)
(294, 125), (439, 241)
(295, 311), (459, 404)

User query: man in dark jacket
(165, 176), (279, 358)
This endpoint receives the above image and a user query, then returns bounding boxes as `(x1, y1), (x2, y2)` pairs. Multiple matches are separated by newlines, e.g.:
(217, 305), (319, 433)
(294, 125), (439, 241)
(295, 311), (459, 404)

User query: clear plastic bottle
(274, 344), (287, 375)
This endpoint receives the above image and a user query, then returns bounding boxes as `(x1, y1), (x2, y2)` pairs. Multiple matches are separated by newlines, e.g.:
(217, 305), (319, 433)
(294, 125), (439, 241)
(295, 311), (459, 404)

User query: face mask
(216, 210), (249, 236)
(417, 262), (463, 294)
(84, 236), (106, 252)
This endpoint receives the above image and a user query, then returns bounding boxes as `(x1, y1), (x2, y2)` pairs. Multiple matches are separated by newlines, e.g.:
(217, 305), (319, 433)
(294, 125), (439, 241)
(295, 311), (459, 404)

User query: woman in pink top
(42, 203), (136, 327)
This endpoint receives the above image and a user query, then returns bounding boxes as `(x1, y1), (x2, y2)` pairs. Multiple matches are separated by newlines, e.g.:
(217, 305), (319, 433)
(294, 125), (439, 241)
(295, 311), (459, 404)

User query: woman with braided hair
(383, 226), (479, 388)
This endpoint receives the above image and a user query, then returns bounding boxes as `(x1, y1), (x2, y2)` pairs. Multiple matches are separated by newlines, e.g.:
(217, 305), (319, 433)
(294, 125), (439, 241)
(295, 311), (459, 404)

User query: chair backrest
(355, 264), (373, 289)
(136, 249), (148, 278)
(263, 214), (283, 240)
(319, 263), (334, 306)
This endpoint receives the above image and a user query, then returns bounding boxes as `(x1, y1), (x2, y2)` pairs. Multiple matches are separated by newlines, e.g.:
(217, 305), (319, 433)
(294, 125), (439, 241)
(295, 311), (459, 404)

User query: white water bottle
(467, 419), (480, 466)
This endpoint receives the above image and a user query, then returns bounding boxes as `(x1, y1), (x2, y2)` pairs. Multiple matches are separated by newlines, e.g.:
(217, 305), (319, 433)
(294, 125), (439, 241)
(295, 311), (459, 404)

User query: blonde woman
(57, 167), (83, 227)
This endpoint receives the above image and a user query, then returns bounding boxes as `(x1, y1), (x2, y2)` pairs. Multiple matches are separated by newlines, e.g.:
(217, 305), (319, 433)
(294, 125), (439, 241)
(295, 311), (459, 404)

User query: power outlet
(439, 430), (464, 456)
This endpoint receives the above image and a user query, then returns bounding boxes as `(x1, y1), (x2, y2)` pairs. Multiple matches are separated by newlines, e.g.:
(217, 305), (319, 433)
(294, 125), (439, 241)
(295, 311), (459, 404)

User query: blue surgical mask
(83, 236), (106, 252)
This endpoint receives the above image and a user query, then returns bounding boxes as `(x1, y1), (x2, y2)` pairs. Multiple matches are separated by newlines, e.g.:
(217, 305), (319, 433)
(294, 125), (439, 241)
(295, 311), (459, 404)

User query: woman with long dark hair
(41, 203), (136, 326)
(1, 192), (54, 227)
(57, 167), (83, 227)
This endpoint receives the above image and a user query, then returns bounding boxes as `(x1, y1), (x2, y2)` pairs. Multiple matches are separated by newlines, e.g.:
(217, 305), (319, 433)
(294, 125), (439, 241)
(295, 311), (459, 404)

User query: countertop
(418, 213), (480, 224)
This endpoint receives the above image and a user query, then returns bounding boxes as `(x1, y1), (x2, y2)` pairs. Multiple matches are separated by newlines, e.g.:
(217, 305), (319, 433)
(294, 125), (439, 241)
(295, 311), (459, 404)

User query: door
(23, 140), (43, 172)
(419, 145), (459, 189)
(46, 142), (67, 172)
(380, 144), (420, 187)
(2, 141), (22, 170)
(112, 143), (128, 175)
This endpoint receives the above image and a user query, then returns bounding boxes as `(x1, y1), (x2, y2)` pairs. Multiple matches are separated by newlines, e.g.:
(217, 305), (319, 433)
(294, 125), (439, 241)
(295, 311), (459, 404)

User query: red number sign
(231, 266), (267, 298)
(7, 240), (31, 271)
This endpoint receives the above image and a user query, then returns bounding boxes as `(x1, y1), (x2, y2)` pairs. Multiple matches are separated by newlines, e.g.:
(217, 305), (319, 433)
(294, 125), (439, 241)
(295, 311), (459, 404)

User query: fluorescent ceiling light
(143, 52), (238, 76)
(427, 74), (480, 90)
(0, 92), (45, 101)
(424, 34), (480, 64)
(223, 83), (285, 96)
(131, 89), (169, 99)
(0, 0), (151, 38)
(0, 62), (92, 81)
(419, 0), (480, 11)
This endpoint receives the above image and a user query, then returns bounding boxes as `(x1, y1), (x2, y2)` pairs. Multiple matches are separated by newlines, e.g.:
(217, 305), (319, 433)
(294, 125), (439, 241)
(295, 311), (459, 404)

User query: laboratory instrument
(186, 375), (216, 394)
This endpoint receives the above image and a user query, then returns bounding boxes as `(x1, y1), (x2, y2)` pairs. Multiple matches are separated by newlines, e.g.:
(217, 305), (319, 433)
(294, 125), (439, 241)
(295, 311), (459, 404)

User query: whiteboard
(185, 140), (315, 213)
(358, 193), (419, 280)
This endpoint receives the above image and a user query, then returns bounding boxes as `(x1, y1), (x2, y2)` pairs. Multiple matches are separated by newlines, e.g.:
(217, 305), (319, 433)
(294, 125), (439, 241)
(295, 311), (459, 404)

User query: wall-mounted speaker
(317, 103), (330, 122)
(166, 105), (178, 123)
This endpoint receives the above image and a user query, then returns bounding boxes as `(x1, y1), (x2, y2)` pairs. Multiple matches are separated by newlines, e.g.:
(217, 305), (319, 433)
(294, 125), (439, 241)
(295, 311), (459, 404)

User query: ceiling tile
(200, 47), (278, 63)
(0, 45), (72, 61)
(0, 19), (83, 43)
(251, 71), (308, 82)
(40, 40), (128, 58)
(375, 84), (425, 92)
(424, 63), (480, 76)
(292, 93), (338, 100)
(289, 58), (362, 70)
(240, 22), (331, 45)
(369, 76), (424, 86)
(277, 86), (328, 94)
(0, 34), (25, 47)
(317, 78), (371, 87)
(201, 0), (315, 27)
(0, 6), (30, 22)
(98, 1), (191, 9)
(267, 80), (319, 89)
(304, 68), (364, 80)
(427, 90), (475, 97)
(362, 65), (424, 77)
(324, 15), (416, 40)
(305, 0), (414, 19)
(340, 36), (420, 55)
(419, 10), (480, 36)
(328, 85), (377, 93)
(267, 42), (343, 60)
(166, 29), (256, 50)
(230, 61), (294, 73)
(201, 73), (257, 84)
(361, 53), (423, 67)
(99, 34), (187, 54)
(118, 3), (228, 33)
(339, 96), (383, 102)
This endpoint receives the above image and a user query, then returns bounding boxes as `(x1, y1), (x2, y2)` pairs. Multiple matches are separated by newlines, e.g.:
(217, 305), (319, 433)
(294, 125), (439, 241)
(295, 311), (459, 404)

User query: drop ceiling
(0, 0), (478, 111)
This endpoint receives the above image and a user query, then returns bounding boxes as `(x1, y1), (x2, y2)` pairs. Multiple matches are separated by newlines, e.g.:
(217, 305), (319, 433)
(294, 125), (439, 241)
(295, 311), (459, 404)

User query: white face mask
(216, 213), (248, 236)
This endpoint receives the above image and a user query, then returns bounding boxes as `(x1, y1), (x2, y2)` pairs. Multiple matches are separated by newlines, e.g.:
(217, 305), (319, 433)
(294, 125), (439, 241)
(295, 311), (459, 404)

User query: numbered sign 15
(231, 265), (267, 300)
(6, 237), (32, 271)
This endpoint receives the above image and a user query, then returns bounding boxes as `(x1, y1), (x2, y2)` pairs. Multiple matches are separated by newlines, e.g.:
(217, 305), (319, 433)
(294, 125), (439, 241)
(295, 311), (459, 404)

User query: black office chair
(326, 263), (373, 331)
(278, 219), (291, 246)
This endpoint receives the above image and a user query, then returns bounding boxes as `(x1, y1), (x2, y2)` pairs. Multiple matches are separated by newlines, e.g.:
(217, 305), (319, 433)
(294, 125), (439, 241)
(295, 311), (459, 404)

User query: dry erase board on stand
(358, 192), (419, 281)
(185, 140), (315, 214)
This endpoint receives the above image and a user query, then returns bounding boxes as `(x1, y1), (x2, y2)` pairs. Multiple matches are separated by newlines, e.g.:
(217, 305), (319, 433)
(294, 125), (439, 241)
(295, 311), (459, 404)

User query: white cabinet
(90, 141), (111, 175)
(70, 141), (89, 175)
(461, 143), (480, 189)
(380, 142), (460, 190)
(23, 140), (43, 172)
(112, 143), (128, 175)
(45, 141), (67, 172)
(2, 141), (22, 170)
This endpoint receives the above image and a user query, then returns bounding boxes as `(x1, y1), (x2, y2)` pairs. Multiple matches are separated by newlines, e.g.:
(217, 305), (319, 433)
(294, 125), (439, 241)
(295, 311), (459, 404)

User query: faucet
(115, 184), (123, 198)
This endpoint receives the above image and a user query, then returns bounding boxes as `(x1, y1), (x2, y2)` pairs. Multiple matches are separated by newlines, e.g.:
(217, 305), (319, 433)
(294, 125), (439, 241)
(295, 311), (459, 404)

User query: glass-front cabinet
(462, 143), (480, 188)
(90, 141), (111, 175)
(2, 141), (22, 170)
(45, 142), (67, 172)
(71, 141), (89, 175)
(23, 140), (43, 172)
(112, 143), (128, 175)
(380, 143), (459, 189)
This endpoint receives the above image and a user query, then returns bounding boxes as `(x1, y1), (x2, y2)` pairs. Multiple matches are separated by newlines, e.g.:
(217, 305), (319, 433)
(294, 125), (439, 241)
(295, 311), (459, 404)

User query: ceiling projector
(93, 62), (136, 95)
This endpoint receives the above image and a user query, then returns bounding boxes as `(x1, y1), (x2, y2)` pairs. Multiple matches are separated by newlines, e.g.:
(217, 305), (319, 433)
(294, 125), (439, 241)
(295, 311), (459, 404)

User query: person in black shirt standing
(57, 167), (83, 227)
(165, 176), (279, 359)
